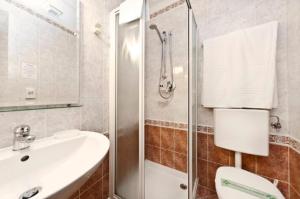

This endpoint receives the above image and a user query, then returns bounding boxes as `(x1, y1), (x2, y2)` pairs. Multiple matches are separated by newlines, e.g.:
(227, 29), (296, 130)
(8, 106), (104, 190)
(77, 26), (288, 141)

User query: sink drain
(180, 183), (187, 190)
(19, 187), (42, 199)
(20, 155), (30, 162)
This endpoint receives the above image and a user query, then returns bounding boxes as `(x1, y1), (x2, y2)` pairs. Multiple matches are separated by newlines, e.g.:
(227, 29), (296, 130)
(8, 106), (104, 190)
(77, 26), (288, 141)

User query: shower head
(149, 24), (164, 43)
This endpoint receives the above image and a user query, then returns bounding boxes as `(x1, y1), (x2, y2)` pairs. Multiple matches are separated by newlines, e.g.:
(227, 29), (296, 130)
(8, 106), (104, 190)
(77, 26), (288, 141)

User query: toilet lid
(215, 167), (285, 199)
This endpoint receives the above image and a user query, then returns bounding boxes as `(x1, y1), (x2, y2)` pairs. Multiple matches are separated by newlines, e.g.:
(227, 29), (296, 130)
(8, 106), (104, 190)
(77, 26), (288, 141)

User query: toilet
(213, 108), (285, 199)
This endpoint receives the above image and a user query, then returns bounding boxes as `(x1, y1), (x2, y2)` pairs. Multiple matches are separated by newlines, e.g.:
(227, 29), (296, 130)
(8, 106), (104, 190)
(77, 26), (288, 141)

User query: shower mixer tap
(166, 81), (176, 92)
(270, 115), (281, 130)
(150, 24), (175, 99)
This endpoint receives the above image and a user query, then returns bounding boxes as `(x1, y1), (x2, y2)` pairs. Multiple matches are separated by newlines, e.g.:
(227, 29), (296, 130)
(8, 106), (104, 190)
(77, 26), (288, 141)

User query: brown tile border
(145, 121), (300, 153)
(197, 185), (217, 199)
(4, 0), (77, 36)
(256, 144), (289, 182)
(290, 148), (300, 196)
(290, 185), (300, 199)
(69, 154), (109, 199)
(196, 124), (300, 198)
(198, 125), (300, 154)
(197, 128), (291, 198)
(146, 120), (300, 197)
(150, 0), (185, 19)
(145, 122), (188, 173)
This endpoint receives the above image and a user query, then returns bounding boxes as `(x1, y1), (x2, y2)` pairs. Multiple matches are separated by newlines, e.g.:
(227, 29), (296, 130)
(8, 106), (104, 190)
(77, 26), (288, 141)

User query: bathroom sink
(0, 130), (110, 199)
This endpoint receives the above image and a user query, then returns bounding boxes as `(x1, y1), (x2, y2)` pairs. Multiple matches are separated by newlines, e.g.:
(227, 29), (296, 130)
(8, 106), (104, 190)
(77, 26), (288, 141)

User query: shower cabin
(109, 0), (198, 198)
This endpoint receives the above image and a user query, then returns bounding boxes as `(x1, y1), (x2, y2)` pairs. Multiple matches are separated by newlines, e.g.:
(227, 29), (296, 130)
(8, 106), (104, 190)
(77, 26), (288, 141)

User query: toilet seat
(215, 166), (285, 199)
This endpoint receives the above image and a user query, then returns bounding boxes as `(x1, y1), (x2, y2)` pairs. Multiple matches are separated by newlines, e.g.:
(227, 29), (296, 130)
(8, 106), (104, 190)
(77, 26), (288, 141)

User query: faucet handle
(14, 125), (31, 136)
(25, 135), (36, 143)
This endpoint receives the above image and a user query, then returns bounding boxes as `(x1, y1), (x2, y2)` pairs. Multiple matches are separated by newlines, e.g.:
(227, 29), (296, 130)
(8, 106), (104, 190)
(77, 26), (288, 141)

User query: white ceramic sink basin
(0, 130), (110, 199)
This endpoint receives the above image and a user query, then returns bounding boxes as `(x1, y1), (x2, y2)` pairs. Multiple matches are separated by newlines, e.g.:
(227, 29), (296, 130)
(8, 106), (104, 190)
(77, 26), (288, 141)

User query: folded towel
(202, 21), (278, 109)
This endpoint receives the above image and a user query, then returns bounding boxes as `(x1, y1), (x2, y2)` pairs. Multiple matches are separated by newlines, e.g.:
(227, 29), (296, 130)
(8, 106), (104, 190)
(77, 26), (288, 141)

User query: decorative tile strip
(269, 134), (290, 146)
(3, 0), (77, 36)
(150, 0), (185, 19)
(207, 126), (214, 134)
(197, 125), (206, 132)
(289, 137), (300, 154)
(197, 125), (300, 154)
(197, 125), (214, 134)
(145, 119), (188, 130)
(145, 119), (161, 126)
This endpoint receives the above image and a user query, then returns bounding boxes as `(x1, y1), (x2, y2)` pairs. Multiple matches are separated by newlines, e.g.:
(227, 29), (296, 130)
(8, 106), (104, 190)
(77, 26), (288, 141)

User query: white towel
(202, 21), (278, 109)
(119, 0), (144, 24)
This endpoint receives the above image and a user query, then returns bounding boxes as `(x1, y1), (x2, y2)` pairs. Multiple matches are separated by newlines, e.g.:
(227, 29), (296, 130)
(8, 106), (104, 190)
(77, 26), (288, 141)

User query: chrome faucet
(12, 125), (36, 151)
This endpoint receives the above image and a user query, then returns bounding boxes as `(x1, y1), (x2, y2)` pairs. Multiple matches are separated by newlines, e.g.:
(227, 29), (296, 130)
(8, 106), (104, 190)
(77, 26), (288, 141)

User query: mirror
(0, 0), (80, 110)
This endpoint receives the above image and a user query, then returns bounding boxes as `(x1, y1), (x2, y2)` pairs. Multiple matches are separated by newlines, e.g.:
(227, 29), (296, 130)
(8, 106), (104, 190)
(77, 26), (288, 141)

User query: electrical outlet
(25, 87), (36, 99)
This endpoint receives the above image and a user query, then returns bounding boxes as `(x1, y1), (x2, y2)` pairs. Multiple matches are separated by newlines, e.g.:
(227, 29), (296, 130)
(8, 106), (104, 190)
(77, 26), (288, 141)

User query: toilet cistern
(214, 108), (270, 168)
(12, 124), (36, 151)
(213, 109), (285, 199)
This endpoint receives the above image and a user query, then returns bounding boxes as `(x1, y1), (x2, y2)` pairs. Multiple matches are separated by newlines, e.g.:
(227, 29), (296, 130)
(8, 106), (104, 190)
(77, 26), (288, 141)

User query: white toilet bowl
(215, 166), (285, 199)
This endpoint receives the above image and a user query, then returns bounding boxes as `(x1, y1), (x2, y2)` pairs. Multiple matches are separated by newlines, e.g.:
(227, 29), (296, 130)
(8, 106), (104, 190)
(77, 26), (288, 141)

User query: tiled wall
(0, 10), (8, 76)
(287, 0), (300, 141)
(190, 0), (294, 137)
(145, 120), (188, 173)
(68, 154), (109, 199)
(145, 0), (189, 124)
(197, 127), (300, 199)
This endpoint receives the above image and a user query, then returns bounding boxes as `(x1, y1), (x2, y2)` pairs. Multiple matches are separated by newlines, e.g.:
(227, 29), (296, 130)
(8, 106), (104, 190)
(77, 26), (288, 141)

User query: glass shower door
(111, 12), (145, 199)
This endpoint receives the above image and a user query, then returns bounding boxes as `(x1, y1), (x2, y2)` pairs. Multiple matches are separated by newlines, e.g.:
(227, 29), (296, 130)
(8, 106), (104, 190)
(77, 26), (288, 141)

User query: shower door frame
(109, 5), (146, 199)
(187, 1), (199, 199)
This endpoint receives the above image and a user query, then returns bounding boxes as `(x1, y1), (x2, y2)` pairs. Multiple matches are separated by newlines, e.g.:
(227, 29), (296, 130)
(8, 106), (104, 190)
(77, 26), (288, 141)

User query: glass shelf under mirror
(0, 104), (82, 112)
